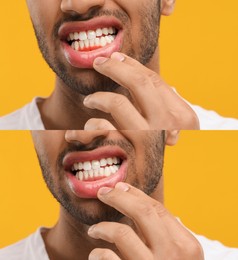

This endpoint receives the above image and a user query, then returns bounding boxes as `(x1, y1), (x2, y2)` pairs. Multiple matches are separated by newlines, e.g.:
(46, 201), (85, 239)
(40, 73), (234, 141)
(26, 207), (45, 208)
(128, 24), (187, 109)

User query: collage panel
(0, 1), (237, 129)
(0, 130), (237, 259)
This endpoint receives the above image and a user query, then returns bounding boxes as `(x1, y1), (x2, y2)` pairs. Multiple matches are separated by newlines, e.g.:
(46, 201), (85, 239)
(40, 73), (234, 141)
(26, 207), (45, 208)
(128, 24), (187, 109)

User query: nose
(65, 130), (110, 146)
(61, 0), (105, 16)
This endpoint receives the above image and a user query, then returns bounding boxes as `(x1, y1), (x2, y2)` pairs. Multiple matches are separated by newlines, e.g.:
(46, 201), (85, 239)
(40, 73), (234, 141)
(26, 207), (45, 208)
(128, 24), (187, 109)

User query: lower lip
(65, 160), (127, 199)
(61, 30), (123, 69)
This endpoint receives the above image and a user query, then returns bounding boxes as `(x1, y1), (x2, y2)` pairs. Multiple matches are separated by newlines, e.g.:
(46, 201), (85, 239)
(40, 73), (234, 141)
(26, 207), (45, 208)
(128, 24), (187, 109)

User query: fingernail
(94, 57), (109, 65)
(115, 182), (130, 192)
(111, 52), (125, 62)
(98, 187), (113, 195)
(88, 225), (96, 234)
(83, 95), (91, 105)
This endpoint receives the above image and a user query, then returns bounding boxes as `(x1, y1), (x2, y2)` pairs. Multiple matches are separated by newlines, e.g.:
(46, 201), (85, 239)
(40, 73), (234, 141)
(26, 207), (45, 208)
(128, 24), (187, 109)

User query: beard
(35, 131), (165, 225)
(31, 1), (161, 95)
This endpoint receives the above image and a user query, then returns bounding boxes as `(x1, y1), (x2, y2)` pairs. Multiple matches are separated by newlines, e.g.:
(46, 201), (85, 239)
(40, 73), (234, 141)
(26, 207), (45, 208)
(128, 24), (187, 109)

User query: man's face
(26, 0), (161, 95)
(32, 130), (165, 225)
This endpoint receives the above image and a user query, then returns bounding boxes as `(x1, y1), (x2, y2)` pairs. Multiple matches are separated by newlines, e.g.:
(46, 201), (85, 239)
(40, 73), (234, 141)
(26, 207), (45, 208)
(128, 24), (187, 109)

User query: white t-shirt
(0, 97), (238, 130)
(0, 227), (238, 260)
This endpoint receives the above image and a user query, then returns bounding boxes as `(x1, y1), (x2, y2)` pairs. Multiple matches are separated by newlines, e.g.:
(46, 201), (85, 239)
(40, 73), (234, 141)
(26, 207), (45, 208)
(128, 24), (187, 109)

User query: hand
(87, 183), (204, 260)
(83, 53), (199, 130)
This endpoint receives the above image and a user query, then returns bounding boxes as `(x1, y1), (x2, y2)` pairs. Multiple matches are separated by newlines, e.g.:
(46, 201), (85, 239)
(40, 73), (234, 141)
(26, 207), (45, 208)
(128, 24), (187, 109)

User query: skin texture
(26, 0), (199, 129)
(32, 129), (204, 260)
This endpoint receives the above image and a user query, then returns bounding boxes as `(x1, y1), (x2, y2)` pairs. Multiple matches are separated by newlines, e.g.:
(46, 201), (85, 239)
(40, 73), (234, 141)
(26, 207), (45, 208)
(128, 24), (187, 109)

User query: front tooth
(74, 41), (79, 51)
(100, 158), (107, 167)
(78, 162), (83, 170)
(100, 37), (107, 47)
(92, 160), (100, 170)
(67, 35), (71, 41)
(79, 31), (87, 41)
(89, 39), (95, 47)
(84, 171), (89, 180)
(104, 166), (111, 177)
(94, 169), (99, 177)
(83, 161), (91, 171)
(84, 39), (89, 48)
(95, 38), (100, 46)
(96, 28), (102, 37)
(99, 168), (105, 176)
(74, 32), (79, 40)
(79, 41), (84, 50)
(87, 30), (96, 40)
(102, 28), (109, 35)
(89, 170), (94, 178)
(70, 33), (74, 40)
(107, 158), (113, 165)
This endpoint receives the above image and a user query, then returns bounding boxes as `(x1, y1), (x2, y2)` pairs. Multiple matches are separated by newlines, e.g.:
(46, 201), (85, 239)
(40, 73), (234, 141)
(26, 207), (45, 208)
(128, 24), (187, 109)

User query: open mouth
(66, 27), (118, 52)
(58, 17), (123, 68)
(63, 147), (127, 198)
(70, 156), (122, 181)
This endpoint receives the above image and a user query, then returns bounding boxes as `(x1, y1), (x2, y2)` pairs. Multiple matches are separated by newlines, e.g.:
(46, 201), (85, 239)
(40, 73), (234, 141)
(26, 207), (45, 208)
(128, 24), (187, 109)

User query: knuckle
(133, 73), (150, 86)
(111, 94), (128, 109)
(137, 203), (157, 217)
(153, 202), (168, 217)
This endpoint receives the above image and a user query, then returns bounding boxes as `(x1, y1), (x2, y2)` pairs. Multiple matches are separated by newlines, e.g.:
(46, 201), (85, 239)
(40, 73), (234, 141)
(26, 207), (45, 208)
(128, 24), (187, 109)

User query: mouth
(63, 146), (127, 198)
(66, 27), (118, 52)
(59, 17), (123, 69)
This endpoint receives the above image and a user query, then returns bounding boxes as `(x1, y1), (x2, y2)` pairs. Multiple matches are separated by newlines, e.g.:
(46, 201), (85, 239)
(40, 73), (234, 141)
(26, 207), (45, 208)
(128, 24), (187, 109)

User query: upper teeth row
(72, 157), (120, 172)
(67, 27), (116, 42)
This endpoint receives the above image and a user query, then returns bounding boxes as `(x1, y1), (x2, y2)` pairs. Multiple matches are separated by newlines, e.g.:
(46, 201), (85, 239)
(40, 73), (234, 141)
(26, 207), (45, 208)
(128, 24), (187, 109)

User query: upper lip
(63, 146), (127, 172)
(58, 16), (123, 41)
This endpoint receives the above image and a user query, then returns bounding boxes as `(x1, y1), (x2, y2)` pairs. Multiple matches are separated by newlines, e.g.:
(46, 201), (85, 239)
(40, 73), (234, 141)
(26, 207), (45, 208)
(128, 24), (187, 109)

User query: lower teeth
(69, 35), (116, 51)
(75, 165), (120, 181)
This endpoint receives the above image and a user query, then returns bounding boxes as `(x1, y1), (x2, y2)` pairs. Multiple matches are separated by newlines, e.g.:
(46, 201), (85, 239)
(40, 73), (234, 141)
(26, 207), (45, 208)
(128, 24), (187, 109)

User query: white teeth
(92, 160), (100, 170)
(72, 156), (121, 181)
(70, 33), (74, 40)
(100, 37), (107, 47)
(105, 36), (112, 44)
(78, 162), (83, 170)
(102, 28), (109, 35)
(74, 32), (79, 40)
(87, 30), (96, 40)
(99, 168), (104, 176)
(75, 164), (119, 181)
(108, 27), (113, 34)
(68, 27), (117, 50)
(96, 28), (103, 37)
(83, 161), (92, 171)
(79, 31), (87, 41)
(84, 39), (89, 48)
(95, 38), (100, 46)
(74, 41), (79, 51)
(100, 158), (107, 167)
(107, 157), (113, 165)
(104, 166), (111, 177)
(79, 41), (84, 50)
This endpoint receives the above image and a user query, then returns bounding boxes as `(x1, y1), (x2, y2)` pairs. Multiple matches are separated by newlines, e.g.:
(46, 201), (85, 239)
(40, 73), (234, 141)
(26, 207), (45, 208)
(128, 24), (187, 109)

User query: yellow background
(0, 1), (238, 118)
(0, 131), (238, 248)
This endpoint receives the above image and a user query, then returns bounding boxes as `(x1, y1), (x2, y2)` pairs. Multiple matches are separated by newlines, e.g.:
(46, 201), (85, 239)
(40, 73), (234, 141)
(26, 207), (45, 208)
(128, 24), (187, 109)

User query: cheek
(32, 131), (66, 167)
(27, 0), (61, 35)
